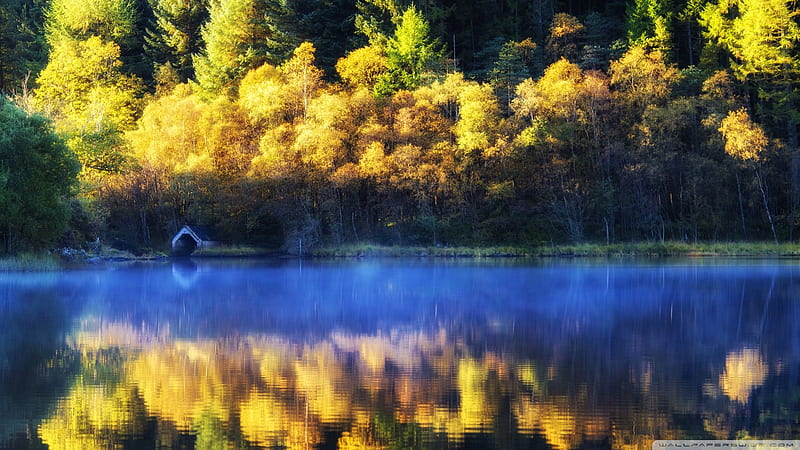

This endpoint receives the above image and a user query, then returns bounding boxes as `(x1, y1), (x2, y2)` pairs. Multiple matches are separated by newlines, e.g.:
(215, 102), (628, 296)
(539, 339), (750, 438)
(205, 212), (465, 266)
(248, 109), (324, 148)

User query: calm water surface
(0, 258), (798, 448)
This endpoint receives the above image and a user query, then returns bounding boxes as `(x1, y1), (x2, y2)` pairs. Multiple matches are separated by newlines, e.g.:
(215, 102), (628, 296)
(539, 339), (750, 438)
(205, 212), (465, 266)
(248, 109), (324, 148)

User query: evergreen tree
(0, 0), (47, 95)
(145, 0), (209, 83)
(193, 0), (295, 97)
(580, 11), (620, 71)
(290, 0), (357, 76)
(354, 0), (402, 47)
(625, 0), (672, 52)
(374, 5), (440, 97)
(490, 40), (531, 113)
(0, 97), (80, 252)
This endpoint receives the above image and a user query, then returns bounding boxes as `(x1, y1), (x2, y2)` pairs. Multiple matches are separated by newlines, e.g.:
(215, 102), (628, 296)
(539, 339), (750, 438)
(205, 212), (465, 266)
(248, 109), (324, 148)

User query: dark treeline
(0, 0), (798, 253)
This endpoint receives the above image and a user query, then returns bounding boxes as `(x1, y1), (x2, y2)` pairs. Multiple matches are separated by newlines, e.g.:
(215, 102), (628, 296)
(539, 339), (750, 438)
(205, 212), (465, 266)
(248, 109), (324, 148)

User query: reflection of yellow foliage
(517, 362), (542, 393)
(457, 357), (496, 432)
(337, 410), (388, 450)
(128, 342), (232, 429)
(514, 397), (578, 450)
(250, 339), (294, 390)
(38, 378), (146, 450)
(239, 391), (288, 447)
(294, 342), (352, 424)
(720, 347), (767, 403)
(414, 403), (464, 442)
(49, 323), (700, 449)
(69, 320), (146, 351)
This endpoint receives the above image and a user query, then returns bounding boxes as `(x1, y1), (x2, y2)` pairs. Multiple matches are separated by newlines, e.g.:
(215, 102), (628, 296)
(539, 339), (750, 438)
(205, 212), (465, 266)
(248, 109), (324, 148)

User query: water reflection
(0, 259), (798, 448)
(0, 290), (75, 447)
(719, 348), (768, 403)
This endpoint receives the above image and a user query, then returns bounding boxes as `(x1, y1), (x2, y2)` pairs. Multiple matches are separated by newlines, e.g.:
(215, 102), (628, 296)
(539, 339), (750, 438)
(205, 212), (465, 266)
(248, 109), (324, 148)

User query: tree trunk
(754, 165), (777, 243)
(735, 171), (747, 240)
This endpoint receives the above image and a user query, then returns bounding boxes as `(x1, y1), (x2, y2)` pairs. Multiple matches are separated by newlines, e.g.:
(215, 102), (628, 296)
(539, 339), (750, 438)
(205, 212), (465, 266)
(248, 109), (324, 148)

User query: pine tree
(193, 0), (295, 97)
(0, 0), (47, 94)
(491, 40), (531, 113)
(625, 0), (672, 52)
(373, 5), (440, 97)
(145, 0), (209, 83)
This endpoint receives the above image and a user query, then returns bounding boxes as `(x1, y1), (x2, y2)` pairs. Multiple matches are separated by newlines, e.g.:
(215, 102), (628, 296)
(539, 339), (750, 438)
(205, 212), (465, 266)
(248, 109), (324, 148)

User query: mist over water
(1, 258), (798, 448)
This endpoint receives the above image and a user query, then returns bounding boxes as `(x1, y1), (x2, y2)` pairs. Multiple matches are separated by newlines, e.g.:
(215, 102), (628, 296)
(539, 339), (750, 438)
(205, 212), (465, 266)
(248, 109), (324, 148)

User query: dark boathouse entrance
(171, 225), (218, 256)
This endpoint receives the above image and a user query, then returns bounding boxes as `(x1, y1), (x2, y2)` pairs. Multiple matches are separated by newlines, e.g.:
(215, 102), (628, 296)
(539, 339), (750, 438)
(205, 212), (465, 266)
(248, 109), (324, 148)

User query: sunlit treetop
(719, 108), (768, 162)
(44, 0), (137, 44)
(701, 0), (800, 80)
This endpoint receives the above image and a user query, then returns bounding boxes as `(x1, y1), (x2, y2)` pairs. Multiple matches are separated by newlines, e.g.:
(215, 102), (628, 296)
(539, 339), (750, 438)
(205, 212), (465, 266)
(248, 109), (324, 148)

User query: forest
(0, 0), (798, 253)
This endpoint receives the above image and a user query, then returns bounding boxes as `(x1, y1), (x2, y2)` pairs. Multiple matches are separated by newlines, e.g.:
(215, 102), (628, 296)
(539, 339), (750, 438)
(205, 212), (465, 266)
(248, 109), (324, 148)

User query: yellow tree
(512, 59), (589, 242)
(125, 84), (208, 173)
(609, 46), (680, 125)
(33, 36), (143, 176)
(281, 42), (325, 120)
(238, 63), (287, 126)
(719, 108), (777, 242)
(336, 46), (389, 90)
(701, 0), (800, 238)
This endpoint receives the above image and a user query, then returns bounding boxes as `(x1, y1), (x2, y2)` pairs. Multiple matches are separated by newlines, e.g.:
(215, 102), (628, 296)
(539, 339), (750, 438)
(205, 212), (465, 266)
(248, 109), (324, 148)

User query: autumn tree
(609, 46), (680, 128)
(44, 0), (137, 44)
(336, 45), (388, 90)
(281, 42), (324, 120)
(546, 13), (584, 64)
(43, 0), (149, 78)
(33, 36), (143, 175)
(513, 59), (609, 242)
(719, 108), (777, 242)
(700, 0), (800, 238)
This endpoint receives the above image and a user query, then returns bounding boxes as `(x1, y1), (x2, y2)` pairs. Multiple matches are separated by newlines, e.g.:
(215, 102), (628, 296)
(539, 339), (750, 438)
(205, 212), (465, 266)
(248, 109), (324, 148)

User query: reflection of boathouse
(171, 225), (219, 256)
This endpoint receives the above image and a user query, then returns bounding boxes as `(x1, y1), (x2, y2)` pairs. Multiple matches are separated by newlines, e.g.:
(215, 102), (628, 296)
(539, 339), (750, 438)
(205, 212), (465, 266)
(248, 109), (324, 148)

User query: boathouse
(171, 225), (219, 256)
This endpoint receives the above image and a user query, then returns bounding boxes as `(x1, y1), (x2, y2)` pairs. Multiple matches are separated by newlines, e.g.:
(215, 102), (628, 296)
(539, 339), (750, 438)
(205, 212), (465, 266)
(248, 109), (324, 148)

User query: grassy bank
(191, 245), (279, 257)
(0, 253), (63, 271)
(311, 241), (800, 258)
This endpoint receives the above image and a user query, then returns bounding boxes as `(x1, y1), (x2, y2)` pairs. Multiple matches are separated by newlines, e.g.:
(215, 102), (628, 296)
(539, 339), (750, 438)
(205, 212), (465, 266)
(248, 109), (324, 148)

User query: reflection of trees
(0, 290), (77, 446)
(719, 348), (767, 403)
(36, 320), (800, 448)
(38, 378), (147, 449)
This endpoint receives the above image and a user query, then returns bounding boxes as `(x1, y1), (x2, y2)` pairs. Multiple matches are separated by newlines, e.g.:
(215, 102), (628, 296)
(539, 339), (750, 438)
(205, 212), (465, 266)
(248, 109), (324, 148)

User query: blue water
(1, 258), (798, 448)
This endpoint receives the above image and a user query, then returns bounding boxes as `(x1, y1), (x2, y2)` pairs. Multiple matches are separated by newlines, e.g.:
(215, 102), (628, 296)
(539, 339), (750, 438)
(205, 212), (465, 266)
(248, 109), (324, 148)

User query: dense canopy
(0, 0), (798, 252)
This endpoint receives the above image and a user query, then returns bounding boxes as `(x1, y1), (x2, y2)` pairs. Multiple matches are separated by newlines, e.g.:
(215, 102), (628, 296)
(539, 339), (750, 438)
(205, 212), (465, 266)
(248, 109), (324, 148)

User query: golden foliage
(609, 46), (680, 111)
(336, 46), (389, 89)
(719, 108), (768, 162)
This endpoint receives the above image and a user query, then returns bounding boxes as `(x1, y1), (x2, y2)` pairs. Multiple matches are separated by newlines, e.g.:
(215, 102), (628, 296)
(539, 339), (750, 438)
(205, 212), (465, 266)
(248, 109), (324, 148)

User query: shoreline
(1, 241), (798, 271)
(309, 242), (800, 258)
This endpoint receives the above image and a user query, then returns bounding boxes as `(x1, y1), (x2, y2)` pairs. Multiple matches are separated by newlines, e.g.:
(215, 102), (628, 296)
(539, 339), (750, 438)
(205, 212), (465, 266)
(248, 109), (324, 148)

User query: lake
(0, 258), (798, 448)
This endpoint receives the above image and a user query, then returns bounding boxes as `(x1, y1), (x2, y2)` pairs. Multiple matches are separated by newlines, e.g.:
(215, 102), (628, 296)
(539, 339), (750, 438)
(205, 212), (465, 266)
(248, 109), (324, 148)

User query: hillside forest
(0, 0), (799, 253)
